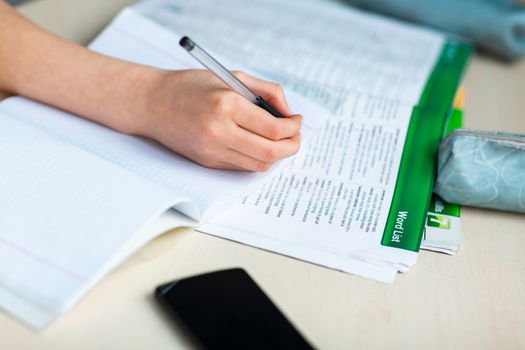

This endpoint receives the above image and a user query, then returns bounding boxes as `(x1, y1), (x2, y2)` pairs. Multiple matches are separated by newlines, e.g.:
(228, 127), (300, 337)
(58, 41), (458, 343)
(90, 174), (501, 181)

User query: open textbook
(134, 0), (469, 271)
(0, 0), (469, 328)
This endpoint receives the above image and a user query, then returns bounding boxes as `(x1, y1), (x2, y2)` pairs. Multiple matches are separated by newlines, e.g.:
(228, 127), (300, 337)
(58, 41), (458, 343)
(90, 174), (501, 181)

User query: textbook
(135, 0), (470, 276)
(0, 0), (470, 328)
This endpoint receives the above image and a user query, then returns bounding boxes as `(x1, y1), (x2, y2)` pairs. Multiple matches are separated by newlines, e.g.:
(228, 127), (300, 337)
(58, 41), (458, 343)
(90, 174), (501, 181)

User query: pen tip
(179, 36), (195, 51)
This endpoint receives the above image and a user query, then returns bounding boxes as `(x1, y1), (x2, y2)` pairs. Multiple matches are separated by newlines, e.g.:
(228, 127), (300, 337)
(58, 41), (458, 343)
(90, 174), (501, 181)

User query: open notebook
(0, 0), (469, 328)
(0, 11), (328, 328)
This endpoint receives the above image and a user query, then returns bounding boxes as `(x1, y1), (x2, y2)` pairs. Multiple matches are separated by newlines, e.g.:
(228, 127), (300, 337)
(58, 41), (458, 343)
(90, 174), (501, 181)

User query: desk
(2, 1), (525, 349)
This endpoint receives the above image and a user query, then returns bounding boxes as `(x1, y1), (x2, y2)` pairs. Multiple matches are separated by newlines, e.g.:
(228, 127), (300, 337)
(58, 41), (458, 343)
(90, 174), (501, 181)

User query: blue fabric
(346, 0), (525, 60)
(5, 0), (31, 5)
(435, 129), (525, 214)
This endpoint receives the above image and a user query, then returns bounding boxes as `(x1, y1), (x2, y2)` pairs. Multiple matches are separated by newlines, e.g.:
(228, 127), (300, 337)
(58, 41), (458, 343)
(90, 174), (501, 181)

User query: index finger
(233, 72), (291, 116)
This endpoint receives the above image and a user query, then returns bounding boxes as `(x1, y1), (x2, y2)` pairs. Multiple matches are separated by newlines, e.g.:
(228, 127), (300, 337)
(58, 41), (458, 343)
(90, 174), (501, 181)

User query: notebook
(0, 0), (470, 328)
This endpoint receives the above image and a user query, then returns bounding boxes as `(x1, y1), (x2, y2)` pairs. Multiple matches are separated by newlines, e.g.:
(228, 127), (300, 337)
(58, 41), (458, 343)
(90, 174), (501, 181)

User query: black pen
(179, 36), (284, 118)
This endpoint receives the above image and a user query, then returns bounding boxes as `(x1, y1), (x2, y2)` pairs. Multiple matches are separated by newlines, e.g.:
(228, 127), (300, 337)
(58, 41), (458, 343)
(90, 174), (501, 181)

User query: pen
(179, 36), (284, 118)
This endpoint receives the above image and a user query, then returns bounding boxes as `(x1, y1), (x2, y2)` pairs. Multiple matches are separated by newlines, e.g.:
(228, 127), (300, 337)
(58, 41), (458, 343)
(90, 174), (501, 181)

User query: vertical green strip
(426, 107), (464, 222)
(419, 43), (472, 109)
(381, 41), (471, 252)
(444, 108), (464, 136)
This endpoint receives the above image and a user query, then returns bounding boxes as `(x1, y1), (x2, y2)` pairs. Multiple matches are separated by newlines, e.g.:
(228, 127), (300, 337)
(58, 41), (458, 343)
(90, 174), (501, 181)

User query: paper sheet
(135, 0), (445, 108)
(0, 113), (184, 325)
(132, 0), (446, 280)
(199, 95), (418, 279)
(0, 208), (192, 329)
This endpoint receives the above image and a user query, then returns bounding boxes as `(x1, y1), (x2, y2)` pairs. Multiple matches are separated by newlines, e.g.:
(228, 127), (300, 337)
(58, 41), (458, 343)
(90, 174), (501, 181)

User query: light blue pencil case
(434, 129), (525, 214)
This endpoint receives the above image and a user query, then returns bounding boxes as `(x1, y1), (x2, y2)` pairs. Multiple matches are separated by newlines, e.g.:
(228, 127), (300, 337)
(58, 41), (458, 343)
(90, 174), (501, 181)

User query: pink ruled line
(0, 238), (85, 281)
(111, 25), (194, 69)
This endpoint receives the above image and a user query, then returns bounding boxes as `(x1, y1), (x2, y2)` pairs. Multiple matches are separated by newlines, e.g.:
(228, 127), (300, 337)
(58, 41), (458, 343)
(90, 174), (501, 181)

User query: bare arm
(0, 1), (302, 171)
(0, 1), (154, 134)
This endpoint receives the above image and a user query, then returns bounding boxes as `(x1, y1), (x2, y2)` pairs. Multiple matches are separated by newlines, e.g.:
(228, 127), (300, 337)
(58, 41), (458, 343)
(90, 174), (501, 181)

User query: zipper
(447, 128), (525, 147)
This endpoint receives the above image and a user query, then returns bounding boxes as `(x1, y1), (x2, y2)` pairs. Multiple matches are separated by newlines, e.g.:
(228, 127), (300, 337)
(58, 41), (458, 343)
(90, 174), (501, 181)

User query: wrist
(117, 66), (170, 138)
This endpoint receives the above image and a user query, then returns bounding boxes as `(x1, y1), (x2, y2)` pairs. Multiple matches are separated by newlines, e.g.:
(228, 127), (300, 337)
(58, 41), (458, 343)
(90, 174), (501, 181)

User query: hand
(134, 69), (302, 171)
(0, 2), (300, 172)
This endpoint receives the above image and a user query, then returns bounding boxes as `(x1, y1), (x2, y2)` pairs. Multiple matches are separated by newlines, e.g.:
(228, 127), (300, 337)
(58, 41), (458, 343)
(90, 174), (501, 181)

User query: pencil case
(434, 129), (525, 214)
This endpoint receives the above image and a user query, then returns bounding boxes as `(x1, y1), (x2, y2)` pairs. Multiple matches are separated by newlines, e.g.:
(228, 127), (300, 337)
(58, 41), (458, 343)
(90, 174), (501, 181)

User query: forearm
(0, 1), (159, 133)
(0, 2), (302, 172)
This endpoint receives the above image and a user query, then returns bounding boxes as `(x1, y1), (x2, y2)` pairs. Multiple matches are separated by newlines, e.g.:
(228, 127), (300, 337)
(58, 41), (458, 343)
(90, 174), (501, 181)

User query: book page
(1, 9), (329, 222)
(200, 94), (418, 279)
(0, 113), (184, 326)
(132, 0), (447, 278)
(135, 0), (445, 110)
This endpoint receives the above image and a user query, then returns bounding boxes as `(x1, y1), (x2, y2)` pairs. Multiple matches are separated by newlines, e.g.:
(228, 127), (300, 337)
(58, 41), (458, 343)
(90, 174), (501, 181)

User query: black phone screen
(155, 268), (314, 350)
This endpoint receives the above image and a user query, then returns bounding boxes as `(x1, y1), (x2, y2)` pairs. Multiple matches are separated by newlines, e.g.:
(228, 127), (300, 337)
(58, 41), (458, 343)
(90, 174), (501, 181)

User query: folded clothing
(435, 129), (525, 214)
(347, 0), (525, 60)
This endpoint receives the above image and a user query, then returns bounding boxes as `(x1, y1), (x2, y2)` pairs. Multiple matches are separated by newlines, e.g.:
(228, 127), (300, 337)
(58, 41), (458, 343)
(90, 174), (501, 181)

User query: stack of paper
(134, 0), (470, 281)
(421, 194), (462, 255)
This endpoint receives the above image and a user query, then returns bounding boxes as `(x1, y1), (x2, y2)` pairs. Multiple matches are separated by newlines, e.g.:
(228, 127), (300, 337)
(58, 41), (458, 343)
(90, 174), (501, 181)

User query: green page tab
(381, 41), (471, 252)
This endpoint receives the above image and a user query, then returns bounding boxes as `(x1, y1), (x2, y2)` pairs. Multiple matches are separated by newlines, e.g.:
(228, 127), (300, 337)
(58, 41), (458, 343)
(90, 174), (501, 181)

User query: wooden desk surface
(2, 1), (524, 349)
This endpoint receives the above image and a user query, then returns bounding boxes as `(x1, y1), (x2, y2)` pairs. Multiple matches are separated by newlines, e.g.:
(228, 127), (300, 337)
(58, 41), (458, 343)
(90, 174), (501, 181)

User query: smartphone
(155, 268), (314, 350)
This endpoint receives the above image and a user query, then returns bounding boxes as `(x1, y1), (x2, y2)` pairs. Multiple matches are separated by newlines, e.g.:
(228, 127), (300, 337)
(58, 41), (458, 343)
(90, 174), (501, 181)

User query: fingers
(211, 81), (302, 168)
(233, 108), (302, 141)
(233, 71), (291, 116)
(196, 117), (301, 172)
(188, 117), (299, 172)
(221, 149), (273, 172)
(230, 71), (302, 140)
(163, 70), (303, 172)
(227, 125), (301, 164)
